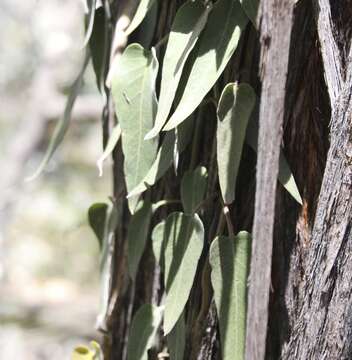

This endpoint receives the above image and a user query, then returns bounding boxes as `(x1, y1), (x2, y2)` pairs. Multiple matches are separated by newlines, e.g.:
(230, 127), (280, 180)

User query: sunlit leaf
(217, 83), (255, 205)
(26, 51), (90, 181)
(127, 117), (193, 199)
(163, 0), (248, 131)
(209, 232), (251, 360)
(154, 212), (204, 334)
(151, 219), (166, 270)
(245, 118), (303, 204)
(127, 304), (164, 360)
(111, 44), (159, 213)
(125, 0), (157, 36)
(88, 202), (108, 248)
(167, 311), (186, 360)
(181, 166), (208, 214)
(97, 124), (121, 176)
(240, 0), (258, 27)
(127, 199), (152, 281)
(145, 0), (210, 139)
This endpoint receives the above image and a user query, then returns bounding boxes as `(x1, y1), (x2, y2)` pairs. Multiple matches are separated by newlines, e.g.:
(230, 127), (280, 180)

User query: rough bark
(245, 2), (294, 359)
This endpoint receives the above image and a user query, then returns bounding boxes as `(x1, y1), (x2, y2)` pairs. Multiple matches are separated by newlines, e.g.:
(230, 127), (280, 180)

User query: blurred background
(0, 0), (110, 358)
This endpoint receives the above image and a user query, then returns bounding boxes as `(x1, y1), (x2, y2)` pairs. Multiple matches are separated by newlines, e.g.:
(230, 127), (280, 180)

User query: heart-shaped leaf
(153, 212), (204, 334)
(111, 44), (159, 213)
(217, 83), (256, 205)
(163, 0), (248, 131)
(209, 232), (251, 360)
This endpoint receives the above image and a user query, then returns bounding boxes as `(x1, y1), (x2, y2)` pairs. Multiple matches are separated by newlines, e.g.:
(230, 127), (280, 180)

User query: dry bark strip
(313, 0), (343, 105)
(245, 2), (295, 359)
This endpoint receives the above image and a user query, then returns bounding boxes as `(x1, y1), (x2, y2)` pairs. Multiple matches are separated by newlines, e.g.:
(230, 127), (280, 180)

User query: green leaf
(127, 199), (153, 281)
(26, 51), (90, 181)
(125, 0), (157, 36)
(245, 118), (303, 204)
(145, 0), (210, 139)
(111, 44), (159, 213)
(96, 201), (119, 332)
(157, 212), (204, 334)
(167, 311), (186, 360)
(97, 124), (121, 176)
(209, 232), (251, 360)
(137, 0), (158, 48)
(217, 83), (256, 205)
(89, 6), (108, 92)
(163, 0), (248, 131)
(151, 219), (166, 269)
(181, 166), (208, 214)
(127, 304), (164, 360)
(127, 117), (193, 199)
(88, 203), (108, 248)
(83, 0), (97, 48)
(239, 0), (258, 27)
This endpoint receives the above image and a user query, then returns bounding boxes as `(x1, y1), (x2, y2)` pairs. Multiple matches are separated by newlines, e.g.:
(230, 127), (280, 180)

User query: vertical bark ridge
(245, 2), (294, 359)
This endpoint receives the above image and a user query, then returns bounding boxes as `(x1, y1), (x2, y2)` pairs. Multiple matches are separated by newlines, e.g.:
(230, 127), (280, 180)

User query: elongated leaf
(209, 232), (251, 360)
(88, 203), (108, 248)
(217, 83), (255, 205)
(138, 0), (158, 48)
(163, 0), (248, 131)
(127, 117), (193, 198)
(27, 51), (90, 181)
(127, 304), (164, 360)
(111, 44), (159, 213)
(240, 0), (258, 27)
(167, 311), (186, 360)
(245, 117), (303, 204)
(128, 199), (152, 281)
(125, 0), (157, 36)
(181, 166), (208, 214)
(89, 6), (108, 92)
(155, 212), (204, 334)
(83, 0), (97, 48)
(96, 202), (119, 332)
(145, 0), (210, 139)
(97, 124), (121, 176)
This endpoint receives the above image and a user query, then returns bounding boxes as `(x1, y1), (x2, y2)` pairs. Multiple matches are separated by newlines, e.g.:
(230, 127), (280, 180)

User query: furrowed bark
(245, 2), (294, 359)
(282, 58), (352, 360)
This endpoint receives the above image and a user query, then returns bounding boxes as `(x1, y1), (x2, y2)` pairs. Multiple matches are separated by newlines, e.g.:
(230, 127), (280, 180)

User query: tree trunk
(102, 1), (352, 359)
